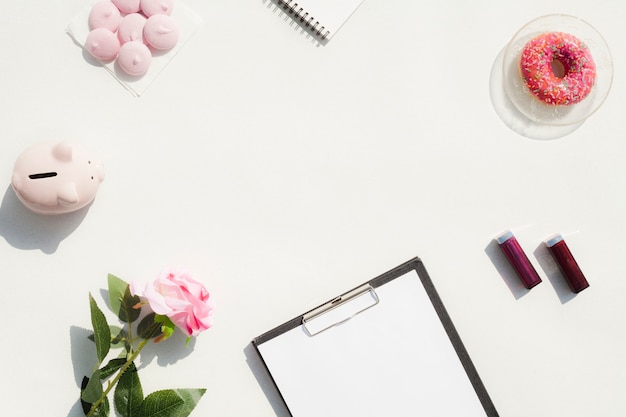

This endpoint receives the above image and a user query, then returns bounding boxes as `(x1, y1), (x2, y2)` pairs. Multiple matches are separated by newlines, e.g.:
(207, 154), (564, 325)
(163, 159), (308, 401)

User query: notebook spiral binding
(277, 0), (330, 40)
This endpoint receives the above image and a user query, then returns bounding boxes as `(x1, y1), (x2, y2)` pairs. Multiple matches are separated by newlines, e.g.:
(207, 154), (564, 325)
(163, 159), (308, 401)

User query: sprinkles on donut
(519, 32), (596, 106)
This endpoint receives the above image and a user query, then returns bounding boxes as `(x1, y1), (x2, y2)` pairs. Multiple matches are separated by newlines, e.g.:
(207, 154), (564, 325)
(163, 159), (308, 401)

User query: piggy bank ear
(52, 141), (73, 162)
(57, 182), (79, 206)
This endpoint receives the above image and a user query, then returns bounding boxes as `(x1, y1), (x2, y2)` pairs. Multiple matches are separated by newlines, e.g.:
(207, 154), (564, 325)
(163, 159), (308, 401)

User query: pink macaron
(117, 13), (147, 45)
(88, 0), (122, 32)
(117, 41), (152, 76)
(140, 0), (174, 17)
(143, 14), (179, 50)
(85, 28), (120, 62)
(111, 0), (141, 13)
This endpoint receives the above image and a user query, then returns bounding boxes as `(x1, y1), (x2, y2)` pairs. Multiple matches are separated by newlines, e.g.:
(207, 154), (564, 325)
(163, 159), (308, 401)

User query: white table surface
(1, 1), (624, 416)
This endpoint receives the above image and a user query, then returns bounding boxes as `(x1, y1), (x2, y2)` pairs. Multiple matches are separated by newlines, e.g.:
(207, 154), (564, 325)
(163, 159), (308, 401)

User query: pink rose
(131, 268), (215, 337)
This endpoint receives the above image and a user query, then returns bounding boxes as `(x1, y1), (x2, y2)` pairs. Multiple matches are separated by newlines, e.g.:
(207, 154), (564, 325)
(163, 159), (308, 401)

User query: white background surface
(0, 1), (624, 416)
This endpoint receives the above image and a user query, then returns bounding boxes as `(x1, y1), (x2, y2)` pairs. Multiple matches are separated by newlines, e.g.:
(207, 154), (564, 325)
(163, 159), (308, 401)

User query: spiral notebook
(252, 258), (499, 417)
(275, 0), (364, 40)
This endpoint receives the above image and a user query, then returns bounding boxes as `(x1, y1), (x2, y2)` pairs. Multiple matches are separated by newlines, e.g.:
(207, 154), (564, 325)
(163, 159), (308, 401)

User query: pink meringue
(143, 14), (179, 50)
(88, 0), (121, 32)
(117, 41), (152, 76)
(85, 28), (120, 62)
(140, 0), (175, 17)
(118, 13), (147, 45)
(111, 0), (141, 14)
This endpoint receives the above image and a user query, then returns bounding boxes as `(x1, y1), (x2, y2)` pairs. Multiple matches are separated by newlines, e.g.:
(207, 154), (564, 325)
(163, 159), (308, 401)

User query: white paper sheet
(257, 270), (488, 417)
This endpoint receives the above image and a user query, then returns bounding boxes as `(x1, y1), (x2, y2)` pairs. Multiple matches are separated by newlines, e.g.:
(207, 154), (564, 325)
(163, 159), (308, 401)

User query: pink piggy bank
(11, 141), (105, 214)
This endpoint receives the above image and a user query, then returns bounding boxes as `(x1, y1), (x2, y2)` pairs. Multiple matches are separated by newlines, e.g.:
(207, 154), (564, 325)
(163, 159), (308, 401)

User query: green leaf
(137, 313), (164, 340)
(155, 314), (176, 342)
(81, 370), (103, 403)
(108, 274), (141, 323)
(81, 375), (111, 416)
(88, 325), (129, 349)
(89, 398), (110, 417)
(114, 362), (143, 417)
(107, 274), (126, 315)
(81, 376), (92, 415)
(136, 389), (206, 417)
(99, 358), (127, 380)
(111, 326), (130, 349)
(172, 389), (205, 414)
(90, 294), (111, 364)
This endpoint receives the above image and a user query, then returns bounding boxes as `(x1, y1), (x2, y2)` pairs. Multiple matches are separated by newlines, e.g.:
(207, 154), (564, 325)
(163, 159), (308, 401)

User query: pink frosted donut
(88, 0), (121, 32)
(85, 28), (120, 62)
(143, 14), (179, 50)
(118, 13), (147, 45)
(140, 0), (174, 17)
(519, 32), (596, 106)
(117, 41), (152, 76)
(112, 0), (141, 13)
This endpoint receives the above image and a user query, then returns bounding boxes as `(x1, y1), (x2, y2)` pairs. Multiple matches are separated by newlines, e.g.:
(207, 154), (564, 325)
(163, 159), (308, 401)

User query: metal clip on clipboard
(302, 284), (379, 337)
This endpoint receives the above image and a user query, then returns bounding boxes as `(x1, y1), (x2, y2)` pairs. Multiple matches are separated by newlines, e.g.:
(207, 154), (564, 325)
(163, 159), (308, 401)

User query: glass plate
(502, 14), (613, 126)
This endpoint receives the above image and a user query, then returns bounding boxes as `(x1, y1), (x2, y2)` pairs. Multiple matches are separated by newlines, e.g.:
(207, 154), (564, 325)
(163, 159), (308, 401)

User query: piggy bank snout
(94, 162), (105, 183)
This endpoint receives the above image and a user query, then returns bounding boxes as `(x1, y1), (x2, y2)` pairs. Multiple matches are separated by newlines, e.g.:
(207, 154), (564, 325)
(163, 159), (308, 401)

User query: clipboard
(252, 258), (499, 416)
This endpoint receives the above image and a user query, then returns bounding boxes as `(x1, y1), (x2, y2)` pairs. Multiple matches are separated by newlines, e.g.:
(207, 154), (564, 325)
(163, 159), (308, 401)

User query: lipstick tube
(496, 230), (542, 289)
(546, 234), (589, 293)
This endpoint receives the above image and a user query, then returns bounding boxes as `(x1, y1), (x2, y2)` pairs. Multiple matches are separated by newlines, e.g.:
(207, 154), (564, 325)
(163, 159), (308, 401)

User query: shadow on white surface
(68, 326), (98, 417)
(138, 329), (197, 368)
(489, 46), (584, 140)
(0, 186), (90, 254)
(244, 343), (291, 417)
(67, 401), (85, 417)
(484, 239), (533, 299)
(70, 326), (97, 389)
(533, 243), (578, 304)
(79, 46), (107, 68)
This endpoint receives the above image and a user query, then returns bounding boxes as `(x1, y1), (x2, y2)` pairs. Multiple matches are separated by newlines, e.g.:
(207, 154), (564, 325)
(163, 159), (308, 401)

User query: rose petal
(135, 268), (215, 337)
(129, 280), (144, 297)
